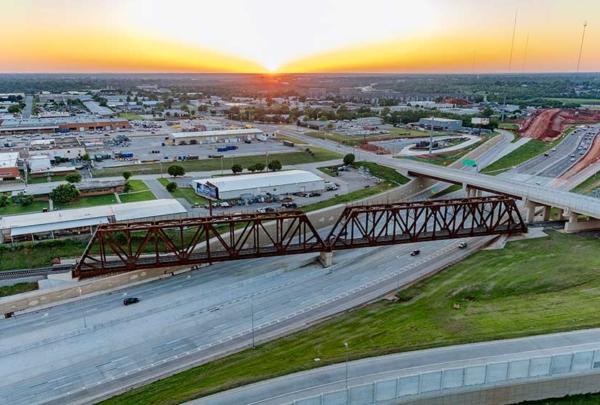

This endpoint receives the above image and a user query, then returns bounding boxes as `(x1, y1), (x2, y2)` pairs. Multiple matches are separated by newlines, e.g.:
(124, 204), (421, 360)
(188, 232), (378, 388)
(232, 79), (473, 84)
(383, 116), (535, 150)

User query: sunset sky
(1, 0), (598, 74)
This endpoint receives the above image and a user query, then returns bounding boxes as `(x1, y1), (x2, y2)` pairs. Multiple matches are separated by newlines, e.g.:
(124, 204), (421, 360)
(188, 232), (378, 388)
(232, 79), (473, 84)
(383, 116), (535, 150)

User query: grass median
(93, 148), (342, 177)
(101, 230), (600, 405)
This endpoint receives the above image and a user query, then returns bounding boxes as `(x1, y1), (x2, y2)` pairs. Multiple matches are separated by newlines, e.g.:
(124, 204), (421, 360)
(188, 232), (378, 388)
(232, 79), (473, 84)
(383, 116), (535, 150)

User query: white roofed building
(0, 199), (186, 243)
(192, 170), (325, 200)
(169, 128), (264, 145)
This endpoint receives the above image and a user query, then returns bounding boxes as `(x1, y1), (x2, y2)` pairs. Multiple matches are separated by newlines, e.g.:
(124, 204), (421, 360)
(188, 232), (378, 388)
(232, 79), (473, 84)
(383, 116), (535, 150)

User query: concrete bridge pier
(563, 212), (600, 233)
(319, 251), (333, 268)
(523, 200), (537, 224)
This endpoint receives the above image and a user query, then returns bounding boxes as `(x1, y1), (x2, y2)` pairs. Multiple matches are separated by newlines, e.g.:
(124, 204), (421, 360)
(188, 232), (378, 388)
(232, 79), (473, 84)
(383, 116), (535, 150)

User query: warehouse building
(0, 152), (20, 181)
(0, 199), (186, 243)
(0, 116), (130, 135)
(169, 128), (264, 145)
(192, 170), (325, 200)
(417, 117), (463, 131)
(28, 137), (86, 161)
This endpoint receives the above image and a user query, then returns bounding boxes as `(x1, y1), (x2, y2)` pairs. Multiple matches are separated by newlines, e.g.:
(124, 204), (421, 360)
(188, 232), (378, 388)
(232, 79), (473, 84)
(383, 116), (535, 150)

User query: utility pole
(577, 21), (588, 73)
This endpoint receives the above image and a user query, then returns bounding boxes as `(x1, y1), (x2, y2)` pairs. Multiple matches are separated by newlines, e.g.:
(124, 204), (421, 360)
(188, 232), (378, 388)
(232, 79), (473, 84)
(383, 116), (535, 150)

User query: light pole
(251, 297), (256, 349)
(344, 342), (349, 390)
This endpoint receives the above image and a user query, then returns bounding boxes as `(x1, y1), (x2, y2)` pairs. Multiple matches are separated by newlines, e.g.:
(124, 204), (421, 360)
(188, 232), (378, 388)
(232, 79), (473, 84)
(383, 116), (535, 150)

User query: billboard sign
(195, 181), (219, 200)
(471, 117), (490, 125)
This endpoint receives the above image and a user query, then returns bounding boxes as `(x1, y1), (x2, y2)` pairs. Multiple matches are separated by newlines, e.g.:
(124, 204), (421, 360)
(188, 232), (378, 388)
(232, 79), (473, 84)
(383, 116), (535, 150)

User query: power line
(522, 31), (530, 72)
(508, 9), (518, 72)
(577, 21), (588, 72)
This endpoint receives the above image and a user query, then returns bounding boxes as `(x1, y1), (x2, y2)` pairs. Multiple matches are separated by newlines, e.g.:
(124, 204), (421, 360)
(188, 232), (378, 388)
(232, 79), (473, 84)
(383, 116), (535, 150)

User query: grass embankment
(430, 184), (462, 199)
(103, 231), (600, 405)
(0, 239), (88, 271)
(407, 138), (486, 167)
(158, 178), (207, 205)
(572, 171), (600, 195)
(482, 129), (570, 175)
(306, 161), (409, 211)
(0, 282), (38, 297)
(93, 148), (342, 177)
(56, 193), (118, 209)
(118, 180), (156, 203)
(525, 393), (600, 404)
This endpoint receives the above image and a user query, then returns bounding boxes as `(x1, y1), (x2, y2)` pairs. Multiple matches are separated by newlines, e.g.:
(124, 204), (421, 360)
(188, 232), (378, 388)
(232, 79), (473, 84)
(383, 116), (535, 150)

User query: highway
(0, 236), (489, 404)
(511, 124), (600, 181)
(194, 327), (600, 405)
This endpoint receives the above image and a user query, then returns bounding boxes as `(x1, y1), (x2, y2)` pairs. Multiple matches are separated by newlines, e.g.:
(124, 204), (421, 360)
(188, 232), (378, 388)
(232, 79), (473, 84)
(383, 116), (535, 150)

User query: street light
(344, 341), (349, 390)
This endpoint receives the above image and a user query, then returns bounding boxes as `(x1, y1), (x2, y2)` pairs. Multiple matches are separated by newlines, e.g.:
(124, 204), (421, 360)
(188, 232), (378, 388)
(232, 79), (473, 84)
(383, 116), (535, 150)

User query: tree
(18, 194), (33, 207)
(166, 182), (178, 192)
(123, 182), (132, 193)
(167, 165), (185, 177)
(267, 160), (282, 171)
(343, 153), (356, 166)
(81, 153), (90, 161)
(248, 164), (257, 173)
(0, 194), (9, 208)
(50, 184), (79, 204)
(8, 104), (21, 114)
(65, 173), (82, 183)
(231, 164), (243, 174)
(254, 162), (266, 172)
(122, 171), (132, 181)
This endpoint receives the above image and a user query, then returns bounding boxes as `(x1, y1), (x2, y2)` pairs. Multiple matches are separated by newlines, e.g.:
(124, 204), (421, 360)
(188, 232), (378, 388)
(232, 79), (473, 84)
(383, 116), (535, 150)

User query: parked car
(281, 197), (294, 203)
(308, 192), (321, 197)
(458, 242), (467, 249)
(123, 297), (140, 306)
(410, 250), (420, 256)
(281, 202), (298, 209)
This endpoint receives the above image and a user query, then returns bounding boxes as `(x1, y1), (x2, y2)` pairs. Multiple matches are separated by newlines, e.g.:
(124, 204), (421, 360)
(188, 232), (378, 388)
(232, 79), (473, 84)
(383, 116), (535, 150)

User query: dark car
(458, 242), (468, 249)
(281, 202), (298, 209)
(410, 249), (420, 256)
(123, 297), (140, 306)
(308, 192), (321, 197)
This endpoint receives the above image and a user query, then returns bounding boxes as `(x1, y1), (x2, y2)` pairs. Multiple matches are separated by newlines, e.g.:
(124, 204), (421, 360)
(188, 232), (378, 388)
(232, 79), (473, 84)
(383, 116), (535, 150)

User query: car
(281, 197), (294, 203)
(281, 202), (298, 209)
(123, 297), (140, 306)
(458, 242), (467, 249)
(308, 192), (321, 197)
(410, 249), (420, 256)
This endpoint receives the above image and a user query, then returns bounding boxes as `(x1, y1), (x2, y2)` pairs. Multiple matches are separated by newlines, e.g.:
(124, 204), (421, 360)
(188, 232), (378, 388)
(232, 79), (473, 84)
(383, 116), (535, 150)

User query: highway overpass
(396, 160), (600, 232)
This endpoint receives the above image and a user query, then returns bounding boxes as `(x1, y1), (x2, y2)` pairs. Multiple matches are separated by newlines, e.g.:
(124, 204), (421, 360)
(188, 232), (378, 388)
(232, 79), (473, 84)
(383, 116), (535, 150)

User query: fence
(292, 348), (600, 405)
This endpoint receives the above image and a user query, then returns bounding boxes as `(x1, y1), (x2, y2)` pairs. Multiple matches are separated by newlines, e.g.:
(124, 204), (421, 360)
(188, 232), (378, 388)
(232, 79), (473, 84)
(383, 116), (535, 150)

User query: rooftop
(171, 128), (263, 139)
(193, 170), (323, 192)
(0, 152), (18, 168)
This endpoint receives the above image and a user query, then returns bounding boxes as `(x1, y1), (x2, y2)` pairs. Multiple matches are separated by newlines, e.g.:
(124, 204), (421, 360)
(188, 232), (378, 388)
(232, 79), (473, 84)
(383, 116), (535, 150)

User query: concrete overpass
(396, 160), (600, 232)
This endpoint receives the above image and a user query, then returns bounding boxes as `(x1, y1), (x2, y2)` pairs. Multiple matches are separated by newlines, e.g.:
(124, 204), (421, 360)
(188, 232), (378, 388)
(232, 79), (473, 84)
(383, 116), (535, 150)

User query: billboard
(471, 117), (490, 125)
(195, 181), (219, 200)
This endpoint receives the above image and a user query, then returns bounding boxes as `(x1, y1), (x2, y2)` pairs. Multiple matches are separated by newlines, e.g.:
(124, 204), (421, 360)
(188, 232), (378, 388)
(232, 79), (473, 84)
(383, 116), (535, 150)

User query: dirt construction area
(520, 108), (600, 140)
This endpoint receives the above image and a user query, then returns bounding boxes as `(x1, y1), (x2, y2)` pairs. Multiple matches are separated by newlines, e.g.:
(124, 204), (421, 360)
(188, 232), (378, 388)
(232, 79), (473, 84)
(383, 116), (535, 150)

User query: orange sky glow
(1, 0), (598, 74)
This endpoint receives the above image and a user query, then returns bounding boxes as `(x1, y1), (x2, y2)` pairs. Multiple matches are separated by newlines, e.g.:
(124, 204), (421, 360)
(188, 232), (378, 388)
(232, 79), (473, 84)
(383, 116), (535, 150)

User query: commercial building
(28, 137), (86, 161)
(0, 199), (187, 243)
(0, 152), (20, 181)
(192, 170), (325, 200)
(418, 117), (463, 131)
(169, 128), (264, 145)
(0, 116), (130, 135)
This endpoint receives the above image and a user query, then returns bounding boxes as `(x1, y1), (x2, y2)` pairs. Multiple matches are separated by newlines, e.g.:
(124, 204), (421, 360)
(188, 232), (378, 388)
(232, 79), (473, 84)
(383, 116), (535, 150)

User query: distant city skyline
(1, 0), (598, 74)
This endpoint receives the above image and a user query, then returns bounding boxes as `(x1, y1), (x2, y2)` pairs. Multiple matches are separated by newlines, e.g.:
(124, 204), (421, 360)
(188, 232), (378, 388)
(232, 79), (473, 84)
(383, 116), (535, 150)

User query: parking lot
(90, 134), (297, 168)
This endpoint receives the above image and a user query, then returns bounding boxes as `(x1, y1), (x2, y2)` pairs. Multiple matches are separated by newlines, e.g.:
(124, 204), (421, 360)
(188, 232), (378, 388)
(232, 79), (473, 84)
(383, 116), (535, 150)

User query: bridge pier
(564, 212), (600, 233)
(524, 200), (536, 224)
(542, 206), (551, 222)
(319, 251), (333, 268)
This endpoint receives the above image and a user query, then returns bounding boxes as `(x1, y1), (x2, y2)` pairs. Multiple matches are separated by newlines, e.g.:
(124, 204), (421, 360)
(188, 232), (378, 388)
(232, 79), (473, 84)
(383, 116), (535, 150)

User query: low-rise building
(418, 117), (463, 131)
(0, 152), (20, 181)
(0, 199), (187, 243)
(28, 137), (86, 161)
(192, 170), (325, 200)
(169, 128), (264, 145)
(0, 116), (130, 135)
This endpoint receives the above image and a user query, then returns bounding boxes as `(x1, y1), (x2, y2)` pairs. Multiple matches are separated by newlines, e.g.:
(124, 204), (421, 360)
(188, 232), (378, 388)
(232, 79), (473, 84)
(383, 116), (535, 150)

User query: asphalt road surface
(0, 236), (486, 405)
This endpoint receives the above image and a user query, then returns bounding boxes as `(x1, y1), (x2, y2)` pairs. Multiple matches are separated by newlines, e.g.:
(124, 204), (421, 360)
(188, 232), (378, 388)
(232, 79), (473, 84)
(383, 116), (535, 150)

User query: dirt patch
(520, 109), (600, 141)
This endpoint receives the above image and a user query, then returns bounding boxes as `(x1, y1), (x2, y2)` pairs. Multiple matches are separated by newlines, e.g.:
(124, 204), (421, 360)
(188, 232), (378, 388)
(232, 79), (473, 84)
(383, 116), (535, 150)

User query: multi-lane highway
(0, 236), (490, 404)
(512, 124), (600, 181)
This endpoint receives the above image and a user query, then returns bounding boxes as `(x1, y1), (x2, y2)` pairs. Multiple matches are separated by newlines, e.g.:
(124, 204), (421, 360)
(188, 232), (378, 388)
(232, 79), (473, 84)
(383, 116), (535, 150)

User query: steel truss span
(73, 196), (526, 279)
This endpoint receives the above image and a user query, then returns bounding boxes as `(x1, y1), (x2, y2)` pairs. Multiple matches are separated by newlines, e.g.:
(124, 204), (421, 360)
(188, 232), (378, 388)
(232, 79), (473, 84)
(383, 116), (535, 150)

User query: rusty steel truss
(73, 196), (526, 279)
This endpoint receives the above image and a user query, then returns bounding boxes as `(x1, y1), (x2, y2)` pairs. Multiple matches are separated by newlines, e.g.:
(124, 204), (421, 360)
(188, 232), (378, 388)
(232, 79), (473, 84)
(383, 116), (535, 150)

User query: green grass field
(0, 199), (49, 216)
(572, 171), (600, 195)
(543, 97), (600, 105)
(524, 393), (600, 404)
(158, 178), (208, 205)
(103, 231), (600, 405)
(0, 282), (38, 297)
(407, 138), (486, 167)
(118, 180), (156, 203)
(118, 112), (144, 120)
(56, 193), (118, 209)
(93, 148), (341, 177)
